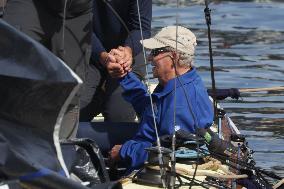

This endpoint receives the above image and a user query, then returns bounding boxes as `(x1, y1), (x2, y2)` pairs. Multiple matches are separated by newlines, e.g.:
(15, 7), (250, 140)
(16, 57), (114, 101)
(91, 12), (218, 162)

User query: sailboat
(0, 0), (283, 188)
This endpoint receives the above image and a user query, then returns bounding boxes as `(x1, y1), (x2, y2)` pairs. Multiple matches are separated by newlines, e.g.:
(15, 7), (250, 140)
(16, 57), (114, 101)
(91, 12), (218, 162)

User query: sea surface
(152, 0), (284, 179)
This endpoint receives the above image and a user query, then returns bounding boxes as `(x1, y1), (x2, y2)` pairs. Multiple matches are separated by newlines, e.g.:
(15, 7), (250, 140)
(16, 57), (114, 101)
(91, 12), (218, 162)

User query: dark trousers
(77, 122), (139, 154)
(80, 53), (146, 122)
(3, 0), (92, 138)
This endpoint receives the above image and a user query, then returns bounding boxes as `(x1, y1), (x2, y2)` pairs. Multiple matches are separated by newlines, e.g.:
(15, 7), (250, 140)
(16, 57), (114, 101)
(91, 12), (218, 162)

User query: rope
(198, 147), (280, 187)
(273, 178), (284, 189)
(239, 86), (284, 93)
(147, 165), (248, 180)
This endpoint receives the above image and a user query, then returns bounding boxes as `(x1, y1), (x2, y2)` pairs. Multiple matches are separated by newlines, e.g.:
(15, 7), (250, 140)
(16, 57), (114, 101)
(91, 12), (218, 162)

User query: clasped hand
(105, 46), (133, 78)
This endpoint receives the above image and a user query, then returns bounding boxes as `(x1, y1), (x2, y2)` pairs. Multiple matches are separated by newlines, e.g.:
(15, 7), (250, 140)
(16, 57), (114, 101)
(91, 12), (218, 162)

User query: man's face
(149, 47), (173, 79)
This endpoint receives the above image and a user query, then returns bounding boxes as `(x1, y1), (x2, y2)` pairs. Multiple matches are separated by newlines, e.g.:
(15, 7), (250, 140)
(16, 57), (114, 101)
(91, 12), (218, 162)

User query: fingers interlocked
(105, 46), (133, 78)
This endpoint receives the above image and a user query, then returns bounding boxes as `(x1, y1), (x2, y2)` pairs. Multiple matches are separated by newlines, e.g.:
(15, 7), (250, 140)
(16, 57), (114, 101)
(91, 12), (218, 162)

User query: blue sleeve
(119, 72), (150, 115)
(120, 139), (152, 170)
(119, 106), (157, 170)
(124, 0), (152, 56)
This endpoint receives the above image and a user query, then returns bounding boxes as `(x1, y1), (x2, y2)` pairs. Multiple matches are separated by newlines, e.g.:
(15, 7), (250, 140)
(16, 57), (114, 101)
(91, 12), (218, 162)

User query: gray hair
(166, 47), (195, 68)
(178, 52), (195, 68)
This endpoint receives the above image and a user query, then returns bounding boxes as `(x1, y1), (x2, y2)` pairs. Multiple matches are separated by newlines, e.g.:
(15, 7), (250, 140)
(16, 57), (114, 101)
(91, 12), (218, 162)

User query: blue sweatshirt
(92, 0), (152, 62)
(118, 69), (214, 170)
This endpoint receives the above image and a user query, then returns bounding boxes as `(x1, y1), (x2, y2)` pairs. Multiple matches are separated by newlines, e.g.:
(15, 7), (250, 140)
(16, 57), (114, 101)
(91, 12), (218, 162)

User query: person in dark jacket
(2, 0), (93, 138)
(79, 0), (152, 122)
(109, 26), (214, 170)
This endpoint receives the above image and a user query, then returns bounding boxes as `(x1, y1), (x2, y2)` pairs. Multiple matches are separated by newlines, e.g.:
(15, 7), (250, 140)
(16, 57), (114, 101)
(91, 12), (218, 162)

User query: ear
(171, 51), (180, 62)
(170, 52), (180, 66)
(169, 55), (176, 70)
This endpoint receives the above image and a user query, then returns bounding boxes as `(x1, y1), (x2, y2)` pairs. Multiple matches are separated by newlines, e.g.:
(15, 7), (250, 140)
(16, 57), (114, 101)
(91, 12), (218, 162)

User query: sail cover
(0, 20), (88, 188)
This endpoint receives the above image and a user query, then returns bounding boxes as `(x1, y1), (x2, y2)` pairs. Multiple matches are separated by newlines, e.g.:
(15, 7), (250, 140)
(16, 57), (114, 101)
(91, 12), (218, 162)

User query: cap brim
(140, 38), (167, 50)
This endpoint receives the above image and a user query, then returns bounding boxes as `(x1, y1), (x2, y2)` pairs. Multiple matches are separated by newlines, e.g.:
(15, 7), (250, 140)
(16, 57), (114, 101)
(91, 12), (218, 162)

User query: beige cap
(141, 26), (197, 56)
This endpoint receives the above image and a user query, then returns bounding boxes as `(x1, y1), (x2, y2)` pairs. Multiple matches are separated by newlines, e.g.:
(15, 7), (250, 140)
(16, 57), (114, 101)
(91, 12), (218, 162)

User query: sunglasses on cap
(150, 46), (171, 57)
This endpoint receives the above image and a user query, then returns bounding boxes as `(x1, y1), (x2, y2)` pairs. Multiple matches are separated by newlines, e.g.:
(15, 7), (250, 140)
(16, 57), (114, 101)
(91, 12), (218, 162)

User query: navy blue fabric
(118, 69), (214, 170)
(237, 179), (261, 189)
(77, 122), (139, 154)
(92, 0), (152, 62)
(207, 88), (240, 100)
(19, 168), (66, 181)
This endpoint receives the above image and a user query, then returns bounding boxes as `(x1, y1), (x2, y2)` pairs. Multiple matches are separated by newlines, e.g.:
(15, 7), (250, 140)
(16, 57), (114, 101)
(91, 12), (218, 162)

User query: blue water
(153, 0), (284, 179)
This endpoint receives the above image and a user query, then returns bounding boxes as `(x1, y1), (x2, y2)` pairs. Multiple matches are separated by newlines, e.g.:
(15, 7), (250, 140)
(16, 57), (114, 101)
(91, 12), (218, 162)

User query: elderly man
(109, 26), (214, 170)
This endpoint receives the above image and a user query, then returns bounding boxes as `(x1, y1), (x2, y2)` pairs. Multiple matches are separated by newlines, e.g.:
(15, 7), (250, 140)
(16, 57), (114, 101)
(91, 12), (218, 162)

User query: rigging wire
(169, 0), (179, 188)
(170, 0), (205, 188)
(136, 0), (166, 187)
(174, 72), (201, 188)
(204, 0), (218, 122)
(60, 0), (68, 57)
(101, 0), (130, 34)
(57, 0), (71, 178)
(100, 0), (136, 62)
